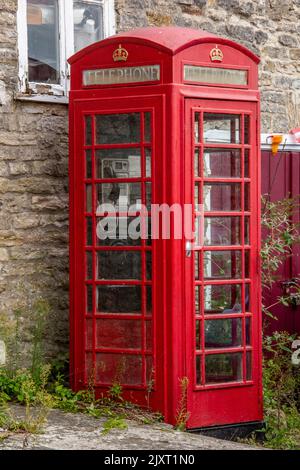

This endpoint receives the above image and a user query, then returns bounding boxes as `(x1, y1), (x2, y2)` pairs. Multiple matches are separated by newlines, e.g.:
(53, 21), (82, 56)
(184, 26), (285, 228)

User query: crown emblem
(210, 45), (223, 62)
(113, 44), (128, 62)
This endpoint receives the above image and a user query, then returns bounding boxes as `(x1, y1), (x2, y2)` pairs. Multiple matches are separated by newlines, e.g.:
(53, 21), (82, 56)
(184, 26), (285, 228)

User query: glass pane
(96, 353), (142, 385)
(146, 251), (152, 280)
(146, 321), (152, 351)
(204, 149), (241, 178)
(245, 250), (250, 278)
(244, 149), (249, 178)
(204, 250), (242, 279)
(86, 285), (93, 314)
(204, 284), (242, 314)
(205, 319), (242, 349)
(97, 251), (141, 280)
(194, 183), (200, 207)
(246, 317), (251, 345)
(204, 184), (241, 212)
(96, 113), (141, 144)
(86, 218), (93, 246)
(146, 286), (152, 316)
(244, 183), (250, 211)
(245, 284), (250, 311)
(204, 114), (240, 144)
(86, 184), (92, 212)
(194, 251), (200, 280)
(146, 356), (154, 384)
(194, 149), (199, 176)
(27, 0), (59, 83)
(96, 216), (142, 246)
(86, 150), (92, 178)
(196, 356), (202, 385)
(145, 149), (151, 178)
(144, 112), (151, 142)
(244, 115), (250, 144)
(246, 351), (252, 380)
(194, 113), (200, 143)
(85, 116), (92, 145)
(184, 65), (248, 86)
(97, 285), (141, 314)
(86, 251), (93, 279)
(96, 183), (141, 209)
(85, 352), (94, 382)
(96, 319), (141, 350)
(73, 1), (103, 53)
(204, 217), (241, 246)
(146, 216), (152, 247)
(86, 318), (93, 349)
(245, 216), (250, 245)
(195, 285), (201, 314)
(205, 353), (243, 384)
(194, 216), (204, 247)
(196, 320), (201, 350)
(96, 149), (141, 180)
(146, 183), (152, 210)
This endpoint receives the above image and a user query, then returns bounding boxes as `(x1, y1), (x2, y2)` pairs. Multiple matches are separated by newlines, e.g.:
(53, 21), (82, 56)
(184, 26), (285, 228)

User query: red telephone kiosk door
(71, 95), (165, 411)
(185, 99), (262, 428)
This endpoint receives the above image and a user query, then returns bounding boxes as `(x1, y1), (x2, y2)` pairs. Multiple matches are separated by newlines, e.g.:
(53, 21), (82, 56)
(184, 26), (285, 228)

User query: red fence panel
(261, 150), (300, 336)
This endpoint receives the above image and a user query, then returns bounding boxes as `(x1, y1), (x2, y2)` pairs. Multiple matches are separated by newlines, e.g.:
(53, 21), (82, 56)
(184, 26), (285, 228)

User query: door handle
(186, 240), (192, 257)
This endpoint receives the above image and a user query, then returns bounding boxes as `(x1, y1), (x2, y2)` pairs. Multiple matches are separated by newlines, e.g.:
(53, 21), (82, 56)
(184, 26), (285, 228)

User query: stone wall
(115, 0), (300, 132)
(0, 0), (300, 362)
(0, 0), (69, 361)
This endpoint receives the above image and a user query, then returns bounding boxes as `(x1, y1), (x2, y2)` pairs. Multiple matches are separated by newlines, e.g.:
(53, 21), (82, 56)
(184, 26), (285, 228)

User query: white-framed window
(17, 0), (116, 103)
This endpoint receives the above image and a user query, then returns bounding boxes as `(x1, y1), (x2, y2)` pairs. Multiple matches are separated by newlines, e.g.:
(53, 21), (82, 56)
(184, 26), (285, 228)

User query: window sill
(15, 93), (69, 105)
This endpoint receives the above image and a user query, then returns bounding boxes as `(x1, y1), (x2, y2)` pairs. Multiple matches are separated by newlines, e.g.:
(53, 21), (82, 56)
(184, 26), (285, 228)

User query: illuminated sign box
(83, 65), (160, 86)
(184, 65), (248, 86)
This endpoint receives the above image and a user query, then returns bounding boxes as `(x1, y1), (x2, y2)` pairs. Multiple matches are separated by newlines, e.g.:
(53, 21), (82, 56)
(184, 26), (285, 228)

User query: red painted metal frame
(68, 27), (262, 428)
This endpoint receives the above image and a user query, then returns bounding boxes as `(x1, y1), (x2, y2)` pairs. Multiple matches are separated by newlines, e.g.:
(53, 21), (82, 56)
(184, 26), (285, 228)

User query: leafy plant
(102, 415), (128, 435)
(261, 196), (300, 319)
(108, 382), (123, 402)
(262, 331), (300, 449)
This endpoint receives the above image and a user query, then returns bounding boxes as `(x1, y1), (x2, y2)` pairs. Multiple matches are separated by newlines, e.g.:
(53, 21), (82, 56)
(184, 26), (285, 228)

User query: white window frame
(17, 0), (116, 103)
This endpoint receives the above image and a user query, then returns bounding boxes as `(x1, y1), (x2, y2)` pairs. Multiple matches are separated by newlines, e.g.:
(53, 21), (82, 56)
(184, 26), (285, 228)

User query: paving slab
(0, 406), (259, 450)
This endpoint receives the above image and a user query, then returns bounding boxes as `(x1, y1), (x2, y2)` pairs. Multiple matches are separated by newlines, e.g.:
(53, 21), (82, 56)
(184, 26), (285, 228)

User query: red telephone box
(68, 27), (263, 431)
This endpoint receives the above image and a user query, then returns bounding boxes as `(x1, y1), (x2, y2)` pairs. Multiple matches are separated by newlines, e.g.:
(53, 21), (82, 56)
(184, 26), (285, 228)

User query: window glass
(205, 353), (242, 384)
(204, 114), (241, 144)
(96, 353), (142, 385)
(97, 251), (141, 280)
(204, 217), (241, 246)
(96, 149), (141, 180)
(205, 319), (242, 349)
(204, 284), (242, 314)
(73, 1), (104, 53)
(27, 0), (60, 83)
(204, 250), (242, 279)
(204, 183), (241, 212)
(204, 149), (241, 178)
(97, 285), (141, 314)
(96, 114), (141, 144)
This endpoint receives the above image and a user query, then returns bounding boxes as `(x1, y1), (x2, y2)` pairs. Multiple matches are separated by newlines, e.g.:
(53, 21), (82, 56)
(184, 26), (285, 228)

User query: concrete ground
(0, 406), (259, 450)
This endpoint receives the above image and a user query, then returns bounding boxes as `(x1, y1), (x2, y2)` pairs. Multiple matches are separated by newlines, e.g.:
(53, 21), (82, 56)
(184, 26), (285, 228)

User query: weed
(175, 377), (190, 431)
(108, 382), (123, 402)
(261, 331), (300, 449)
(146, 368), (155, 409)
(102, 415), (128, 435)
